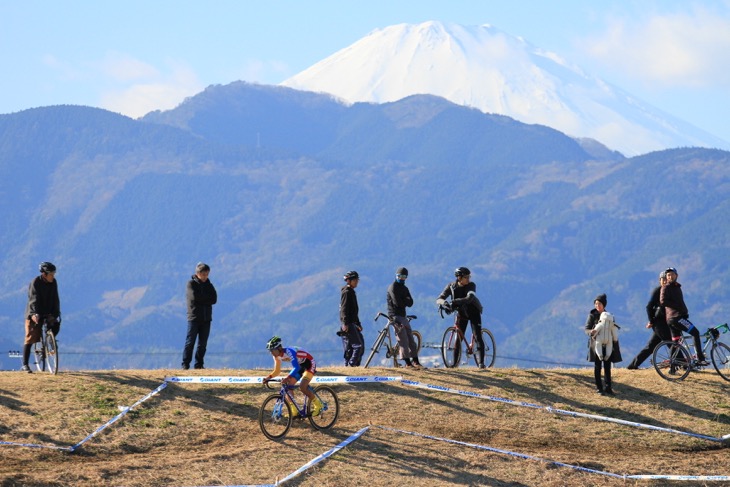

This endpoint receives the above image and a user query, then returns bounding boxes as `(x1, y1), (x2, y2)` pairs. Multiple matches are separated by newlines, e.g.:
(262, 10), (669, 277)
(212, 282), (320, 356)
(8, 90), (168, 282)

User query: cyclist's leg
(22, 319), (41, 371)
(351, 327), (365, 366)
(470, 316), (486, 367)
(392, 316), (412, 362)
(672, 317), (705, 361)
(194, 321), (211, 369)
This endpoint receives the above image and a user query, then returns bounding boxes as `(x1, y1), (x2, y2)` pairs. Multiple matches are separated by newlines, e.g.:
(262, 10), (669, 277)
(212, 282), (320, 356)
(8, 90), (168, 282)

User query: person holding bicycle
(627, 271), (672, 369)
(387, 267), (423, 369)
(660, 267), (708, 365)
(22, 262), (61, 373)
(436, 267), (487, 369)
(340, 270), (364, 366)
(263, 336), (322, 416)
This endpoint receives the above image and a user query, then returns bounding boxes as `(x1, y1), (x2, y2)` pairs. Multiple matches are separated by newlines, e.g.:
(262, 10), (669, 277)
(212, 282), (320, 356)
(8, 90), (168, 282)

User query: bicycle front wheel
(309, 385), (340, 430)
(652, 341), (691, 381)
(481, 329), (496, 368)
(259, 394), (292, 440)
(32, 341), (46, 373)
(45, 333), (58, 374)
(441, 327), (461, 368)
(412, 330), (422, 354)
(364, 329), (387, 368)
(710, 342), (730, 382)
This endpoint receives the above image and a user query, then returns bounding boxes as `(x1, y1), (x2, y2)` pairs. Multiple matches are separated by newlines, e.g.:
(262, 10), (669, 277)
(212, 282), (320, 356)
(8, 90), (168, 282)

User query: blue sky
(2, 1), (730, 143)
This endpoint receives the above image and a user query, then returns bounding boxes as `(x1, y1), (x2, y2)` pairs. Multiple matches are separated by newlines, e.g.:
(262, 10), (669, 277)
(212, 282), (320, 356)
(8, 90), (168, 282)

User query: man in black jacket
(340, 270), (364, 366)
(387, 267), (422, 368)
(627, 271), (672, 369)
(22, 262), (61, 373)
(181, 262), (217, 370)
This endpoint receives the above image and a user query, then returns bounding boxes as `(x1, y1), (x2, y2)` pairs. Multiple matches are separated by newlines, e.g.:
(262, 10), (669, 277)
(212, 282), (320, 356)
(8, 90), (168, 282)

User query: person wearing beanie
(181, 262), (217, 370)
(627, 271), (672, 369)
(386, 267), (422, 369)
(584, 293), (622, 394)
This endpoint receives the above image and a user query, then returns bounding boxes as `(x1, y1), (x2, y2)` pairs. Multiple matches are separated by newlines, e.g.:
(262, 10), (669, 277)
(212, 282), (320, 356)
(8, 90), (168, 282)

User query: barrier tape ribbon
(163, 375), (401, 384)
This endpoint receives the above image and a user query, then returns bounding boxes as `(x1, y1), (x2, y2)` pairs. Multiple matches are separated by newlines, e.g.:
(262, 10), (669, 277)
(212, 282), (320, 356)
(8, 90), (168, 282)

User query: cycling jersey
(270, 347), (317, 380)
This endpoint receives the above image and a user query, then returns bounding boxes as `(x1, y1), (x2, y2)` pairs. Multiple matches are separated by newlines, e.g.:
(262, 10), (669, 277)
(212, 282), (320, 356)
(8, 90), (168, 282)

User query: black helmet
(396, 267), (408, 277)
(39, 262), (56, 274)
(344, 270), (359, 281)
(454, 267), (471, 278)
(665, 267), (678, 275)
(266, 336), (282, 350)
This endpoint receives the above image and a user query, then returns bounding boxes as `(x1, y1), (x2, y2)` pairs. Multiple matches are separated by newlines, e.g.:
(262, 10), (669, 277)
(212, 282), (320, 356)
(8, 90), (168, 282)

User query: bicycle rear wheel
(364, 329), (387, 368)
(652, 341), (691, 381)
(309, 385), (339, 430)
(259, 394), (292, 440)
(413, 330), (422, 354)
(441, 328), (461, 368)
(481, 329), (497, 368)
(45, 333), (58, 375)
(710, 342), (730, 382)
(32, 341), (46, 373)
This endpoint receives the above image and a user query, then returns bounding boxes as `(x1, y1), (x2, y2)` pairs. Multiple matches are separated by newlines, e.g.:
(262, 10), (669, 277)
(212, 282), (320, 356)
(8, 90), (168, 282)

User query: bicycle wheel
(45, 333), (58, 375)
(413, 330), (422, 354)
(481, 329), (497, 368)
(652, 341), (691, 381)
(364, 329), (387, 368)
(710, 342), (730, 382)
(32, 340), (46, 373)
(309, 385), (340, 430)
(441, 328), (461, 368)
(258, 394), (292, 440)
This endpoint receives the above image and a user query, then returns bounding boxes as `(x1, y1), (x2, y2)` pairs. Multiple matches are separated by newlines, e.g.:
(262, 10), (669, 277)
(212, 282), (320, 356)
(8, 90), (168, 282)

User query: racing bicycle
(32, 315), (59, 374)
(258, 378), (340, 440)
(652, 323), (730, 382)
(439, 304), (496, 368)
(363, 312), (422, 368)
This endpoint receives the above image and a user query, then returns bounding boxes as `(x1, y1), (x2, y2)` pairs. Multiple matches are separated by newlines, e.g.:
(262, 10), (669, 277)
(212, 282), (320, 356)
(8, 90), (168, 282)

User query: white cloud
(99, 51), (160, 82)
(582, 7), (730, 88)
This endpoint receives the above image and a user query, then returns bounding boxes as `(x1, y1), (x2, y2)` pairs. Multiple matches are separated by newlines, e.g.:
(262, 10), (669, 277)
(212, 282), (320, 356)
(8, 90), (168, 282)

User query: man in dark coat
(627, 271), (672, 369)
(387, 267), (422, 368)
(340, 270), (364, 366)
(181, 262), (217, 370)
(22, 262), (61, 373)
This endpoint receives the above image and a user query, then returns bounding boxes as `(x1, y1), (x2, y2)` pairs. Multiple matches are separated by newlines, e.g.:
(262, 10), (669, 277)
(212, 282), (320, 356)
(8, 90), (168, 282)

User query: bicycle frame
(439, 304), (496, 368)
(32, 318), (58, 375)
(364, 312), (420, 368)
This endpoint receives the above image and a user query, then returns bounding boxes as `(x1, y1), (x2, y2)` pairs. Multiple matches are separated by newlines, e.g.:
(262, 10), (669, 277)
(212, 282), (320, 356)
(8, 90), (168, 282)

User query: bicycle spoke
(258, 395), (292, 440)
(711, 342), (730, 382)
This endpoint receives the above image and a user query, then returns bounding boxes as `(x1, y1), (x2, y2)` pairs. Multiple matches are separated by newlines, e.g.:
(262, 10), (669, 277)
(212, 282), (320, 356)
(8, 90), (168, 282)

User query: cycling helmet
(343, 270), (359, 281)
(266, 336), (282, 350)
(454, 267), (471, 278)
(39, 262), (56, 274)
(664, 267), (678, 275)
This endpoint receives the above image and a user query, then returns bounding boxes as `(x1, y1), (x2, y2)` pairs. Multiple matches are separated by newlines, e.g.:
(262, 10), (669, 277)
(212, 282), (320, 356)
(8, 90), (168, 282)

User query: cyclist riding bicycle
(436, 267), (487, 369)
(660, 267), (708, 366)
(22, 262), (61, 373)
(263, 336), (322, 416)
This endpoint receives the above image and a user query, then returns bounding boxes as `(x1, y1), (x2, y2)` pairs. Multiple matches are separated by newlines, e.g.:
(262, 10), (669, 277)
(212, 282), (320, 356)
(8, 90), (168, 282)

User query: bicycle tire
(258, 394), (292, 440)
(364, 329), (387, 368)
(413, 330), (422, 354)
(32, 341), (46, 373)
(308, 385), (340, 430)
(481, 329), (497, 368)
(441, 327), (461, 368)
(710, 341), (730, 382)
(45, 332), (58, 375)
(652, 341), (691, 381)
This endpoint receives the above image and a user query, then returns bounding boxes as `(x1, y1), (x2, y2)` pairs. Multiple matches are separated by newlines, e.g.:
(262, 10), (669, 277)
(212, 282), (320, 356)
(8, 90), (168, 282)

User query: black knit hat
(594, 293), (607, 307)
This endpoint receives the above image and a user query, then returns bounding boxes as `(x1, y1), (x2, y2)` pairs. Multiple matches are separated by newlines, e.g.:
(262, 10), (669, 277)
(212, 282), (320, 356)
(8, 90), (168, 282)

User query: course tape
(400, 379), (728, 443)
(375, 426), (730, 482)
(163, 375), (401, 384)
(0, 439), (73, 451)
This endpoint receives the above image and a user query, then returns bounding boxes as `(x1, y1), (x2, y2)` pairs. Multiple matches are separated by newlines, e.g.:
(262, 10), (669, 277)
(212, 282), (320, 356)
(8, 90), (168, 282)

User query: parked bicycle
(258, 378), (340, 440)
(363, 312), (422, 368)
(32, 315), (59, 374)
(652, 323), (730, 382)
(439, 304), (496, 368)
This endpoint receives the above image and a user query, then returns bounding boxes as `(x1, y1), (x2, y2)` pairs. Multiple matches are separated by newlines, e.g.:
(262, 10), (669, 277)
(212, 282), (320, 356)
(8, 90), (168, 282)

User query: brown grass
(1, 366), (729, 486)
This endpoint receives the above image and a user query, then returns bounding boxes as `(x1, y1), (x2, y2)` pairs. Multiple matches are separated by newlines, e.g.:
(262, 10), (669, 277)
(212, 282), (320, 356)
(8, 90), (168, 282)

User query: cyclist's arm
(265, 355), (282, 380)
(436, 283), (452, 306)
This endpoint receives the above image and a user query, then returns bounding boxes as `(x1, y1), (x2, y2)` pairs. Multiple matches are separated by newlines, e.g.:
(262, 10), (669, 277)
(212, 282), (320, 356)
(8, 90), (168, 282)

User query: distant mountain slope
(282, 21), (730, 156)
(1, 91), (729, 373)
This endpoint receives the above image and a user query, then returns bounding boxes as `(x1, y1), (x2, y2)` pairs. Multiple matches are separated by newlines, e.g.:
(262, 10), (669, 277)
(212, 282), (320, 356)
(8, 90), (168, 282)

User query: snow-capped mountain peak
(282, 21), (729, 156)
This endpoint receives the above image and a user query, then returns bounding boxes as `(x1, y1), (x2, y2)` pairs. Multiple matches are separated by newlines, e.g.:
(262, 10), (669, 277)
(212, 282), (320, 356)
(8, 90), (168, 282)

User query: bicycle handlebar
(374, 311), (417, 322)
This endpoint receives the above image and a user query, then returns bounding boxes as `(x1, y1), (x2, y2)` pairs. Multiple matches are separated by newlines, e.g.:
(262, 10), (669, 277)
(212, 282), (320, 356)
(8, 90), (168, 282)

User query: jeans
(182, 320), (211, 368)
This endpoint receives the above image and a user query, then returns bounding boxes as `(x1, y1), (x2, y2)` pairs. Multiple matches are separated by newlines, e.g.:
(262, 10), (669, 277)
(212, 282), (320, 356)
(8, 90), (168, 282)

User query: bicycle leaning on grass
(438, 304), (496, 368)
(258, 378), (340, 440)
(32, 315), (59, 374)
(652, 323), (730, 382)
(363, 312), (422, 368)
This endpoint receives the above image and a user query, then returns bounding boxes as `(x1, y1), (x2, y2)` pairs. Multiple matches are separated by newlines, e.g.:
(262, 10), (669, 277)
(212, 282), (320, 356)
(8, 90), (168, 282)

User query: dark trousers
(594, 354), (612, 390)
(456, 315), (485, 366)
(182, 320), (211, 368)
(668, 317), (705, 361)
(628, 324), (671, 369)
(342, 324), (364, 366)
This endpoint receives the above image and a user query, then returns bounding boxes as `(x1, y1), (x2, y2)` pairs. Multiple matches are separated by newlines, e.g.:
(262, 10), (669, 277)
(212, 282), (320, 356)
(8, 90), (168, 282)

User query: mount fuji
(282, 21), (730, 156)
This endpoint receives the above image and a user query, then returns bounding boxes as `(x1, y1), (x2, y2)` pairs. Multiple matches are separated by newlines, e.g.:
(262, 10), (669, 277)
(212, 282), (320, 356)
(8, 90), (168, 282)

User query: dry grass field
(1, 366), (729, 486)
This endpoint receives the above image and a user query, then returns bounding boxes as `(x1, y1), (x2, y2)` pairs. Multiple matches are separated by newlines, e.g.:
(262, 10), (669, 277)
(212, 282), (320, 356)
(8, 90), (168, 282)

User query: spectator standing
(340, 270), (364, 366)
(585, 294), (622, 394)
(22, 262), (61, 373)
(181, 262), (217, 370)
(660, 267), (707, 364)
(386, 267), (423, 369)
(627, 271), (672, 369)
